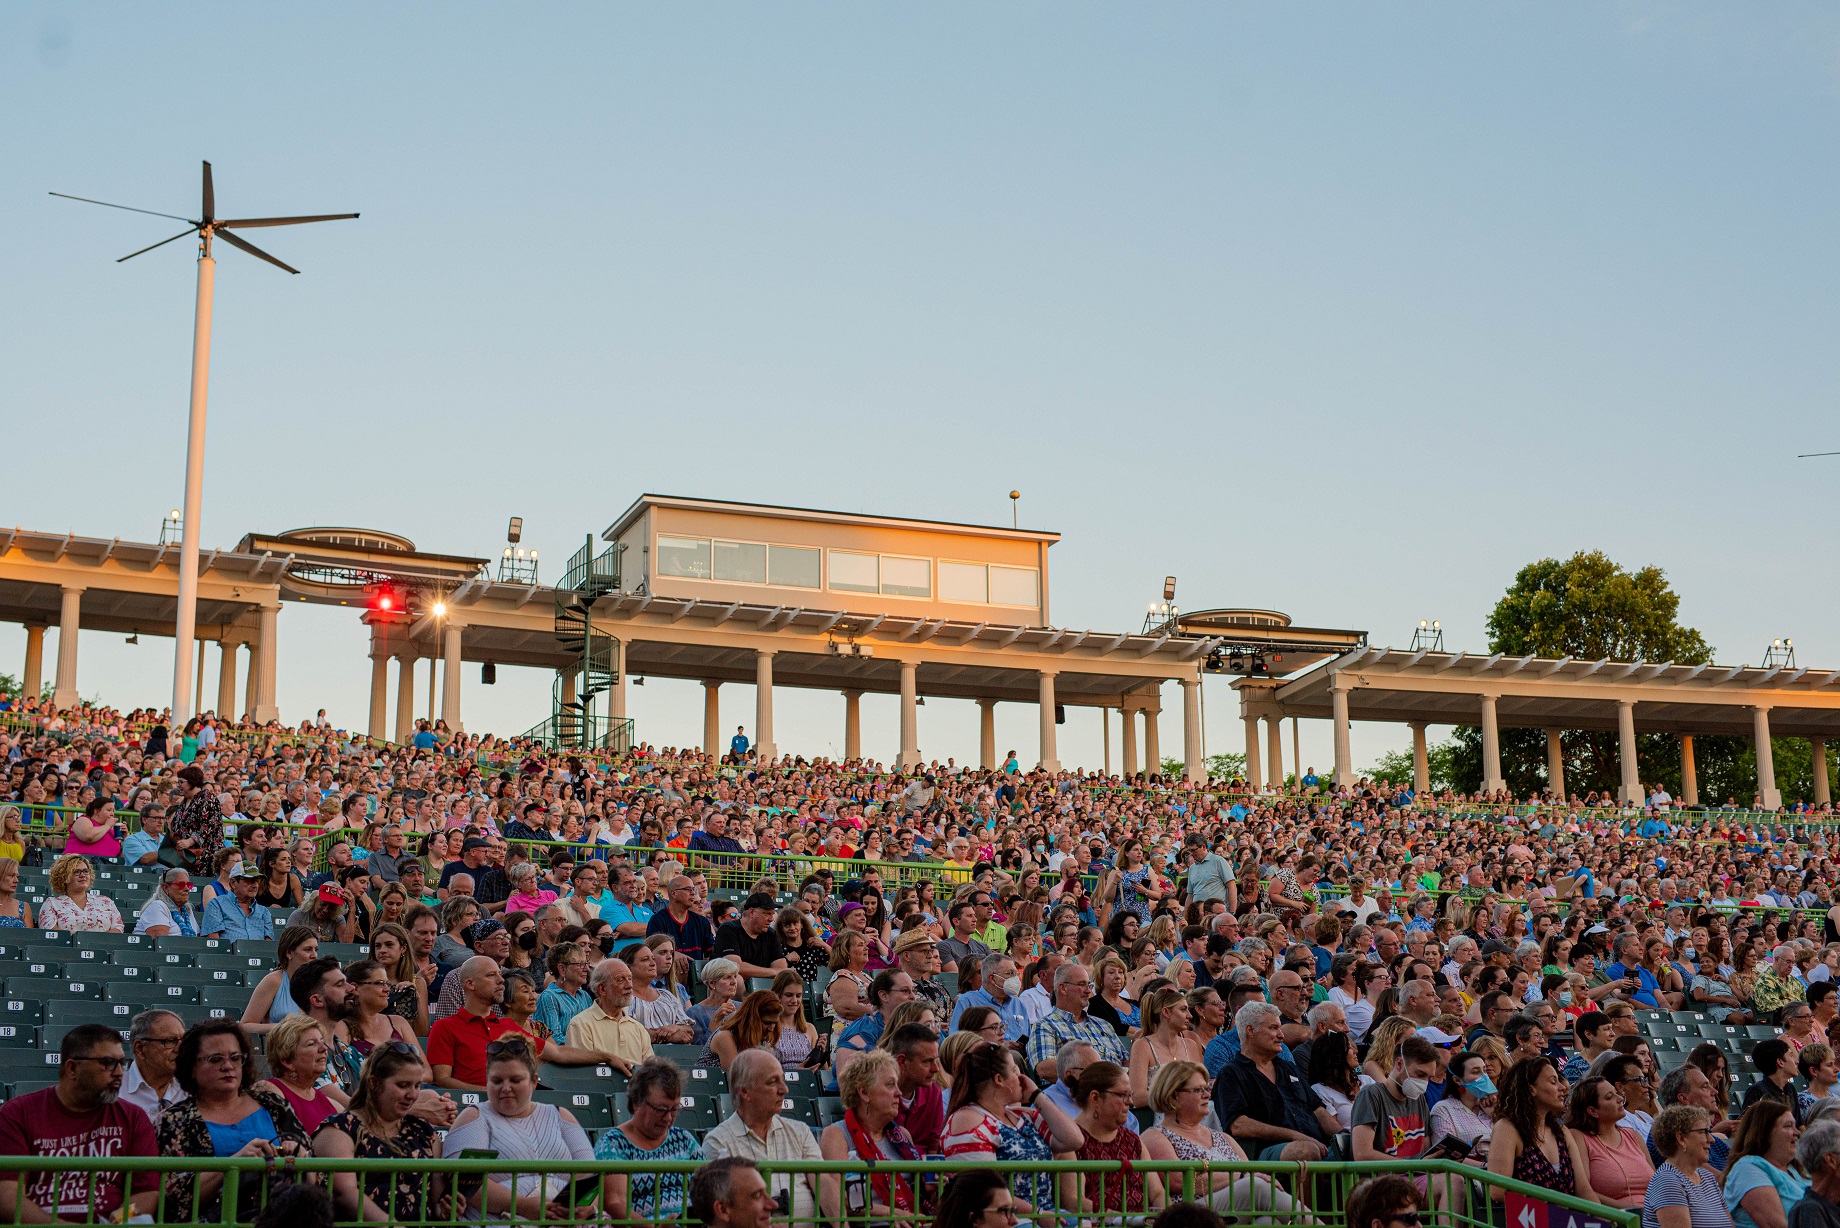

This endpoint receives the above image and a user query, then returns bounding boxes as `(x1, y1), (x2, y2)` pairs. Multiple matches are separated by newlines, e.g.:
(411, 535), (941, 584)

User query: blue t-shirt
(121, 830), (162, 867)
(1726, 1155), (1808, 1228)
(600, 899), (654, 932)
(730, 734), (749, 755)
(207, 1107), (278, 1157)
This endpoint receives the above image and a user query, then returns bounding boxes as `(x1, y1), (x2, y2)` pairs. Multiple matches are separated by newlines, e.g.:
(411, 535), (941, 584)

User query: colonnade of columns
(1304, 685), (1824, 811)
(21, 590), (279, 721)
(687, 656), (1204, 780)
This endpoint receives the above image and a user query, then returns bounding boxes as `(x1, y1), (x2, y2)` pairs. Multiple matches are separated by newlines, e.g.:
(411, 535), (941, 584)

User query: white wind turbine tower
(53, 161), (357, 723)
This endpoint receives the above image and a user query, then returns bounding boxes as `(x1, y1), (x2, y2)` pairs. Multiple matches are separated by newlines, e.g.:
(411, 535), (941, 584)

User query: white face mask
(1401, 1076), (1429, 1100)
(1002, 977), (1022, 998)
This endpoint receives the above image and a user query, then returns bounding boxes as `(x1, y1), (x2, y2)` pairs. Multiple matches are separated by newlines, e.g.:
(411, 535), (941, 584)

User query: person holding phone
(442, 1037), (598, 1221)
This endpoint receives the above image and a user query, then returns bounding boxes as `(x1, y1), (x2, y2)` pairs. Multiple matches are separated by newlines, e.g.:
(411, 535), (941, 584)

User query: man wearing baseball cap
(713, 893), (789, 979)
(200, 860), (273, 943)
(286, 882), (357, 944)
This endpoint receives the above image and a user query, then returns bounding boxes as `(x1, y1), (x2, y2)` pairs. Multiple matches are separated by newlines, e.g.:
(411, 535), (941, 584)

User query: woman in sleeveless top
(1142, 1060), (1308, 1222)
(1490, 1058), (1600, 1203)
(0, 858), (34, 929)
(442, 1039), (595, 1222)
(1129, 989), (1206, 1113)
(942, 1042), (1081, 1216)
(257, 1015), (346, 1136)
(773, 970), (823, 1069)
(1074, 1062), (1165, 1216)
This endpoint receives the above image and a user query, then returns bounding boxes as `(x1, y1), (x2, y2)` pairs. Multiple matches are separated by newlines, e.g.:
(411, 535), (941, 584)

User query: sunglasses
(485, 1038), (532, 1059)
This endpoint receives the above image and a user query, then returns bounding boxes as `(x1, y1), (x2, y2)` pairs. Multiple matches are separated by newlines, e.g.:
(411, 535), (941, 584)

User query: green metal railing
(0, 1155), (1639, 1228)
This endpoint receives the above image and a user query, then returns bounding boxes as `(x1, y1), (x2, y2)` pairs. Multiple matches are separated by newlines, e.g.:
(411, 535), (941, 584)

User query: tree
(1368, 743), (1460, 792)
(1155, 752), (1244, 780)
(1432, 550), (1820, 803)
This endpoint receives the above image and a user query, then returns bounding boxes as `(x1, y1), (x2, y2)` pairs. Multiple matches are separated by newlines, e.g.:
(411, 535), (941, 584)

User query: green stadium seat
(0, 1000), (45, 1027)
(747, 978), (776, 995)
(1699, 1023), (1742, 1042)
(1745, 1025), (1783, 1041)
(28, 931), (70, 945)
(73, 933), (156, 957)
(1657, 1050), (1691, 1072)
(167, 1002), (239, 1025)
(0, 960), (63, 980)
(535, 1090), (616, 1131)
(155, 966), (251, 988)
(116, 981), (199, 1005)
(781, 1067), (823, 1098)
(652, 1044), (701, 1068)
(1648, 1035), (1678, 1053)
(541, 1064), (629, 1094)
(935, 972), (958, 997)
(103, 964), (154, 982)
(44, 1001), (138, 1028)
(0, 1023), (38, 1048)
(5, 976), (102, 1001)
(148, 948), (199, 969)
(0, 1049), (63, 1078)
(1670, 1011), (1707, 1026)
(26, 945), (84, 967)
(195, 953), (271, 974)
(777, 1096), (822, 1128)
(162, 936), (237, 953)
(7, 1079), (59, 1098)
(816, 1095), (845, 1127)
(318, 943), (370, 963)
(683, 1064), (726, 1094)
(0, 943), (31, 964)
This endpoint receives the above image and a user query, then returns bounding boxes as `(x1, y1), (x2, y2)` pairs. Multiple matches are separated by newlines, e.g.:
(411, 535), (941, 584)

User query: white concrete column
(1330, 677), (1353, 787)
(1181, 679), (1203, 783)
(703, 682), (721, 757)
(1753, 706), (1781, 810)
(1479, 694), (1504, 793)
(216, 639), (241, 719)
(1037, 670), (1060, 772)
(251, 603), (280, 724)
(1102, 709), (1112, 777)
(1266, 717), (1285, 793)
(976, 698), (995, 770)
(1242, 715), (1263, 791)
(1617, 699), (1641, 805)
(243, 642), (260, 723)
(1121, 705), (1138, 778)
(1411, 722), (1430, 796)
(1813, 738), (1830, 808)
(844, 690), (863, 761)
(607, 638), (626, 722)
(52, 585), (83, 709)
(754, 651), (777, 761)
(21, 626), (44, 701)
(367, 639), (389, 742)
(394, 655), (417, 744)
(1680, 734), (1699, 806)
(1144, 702), (1162, 776)
(1545, 729), (1566, 800)
(440, 620), (464, 732)
(898, 661), (920, 768)
(1292, 719), (1302, 791)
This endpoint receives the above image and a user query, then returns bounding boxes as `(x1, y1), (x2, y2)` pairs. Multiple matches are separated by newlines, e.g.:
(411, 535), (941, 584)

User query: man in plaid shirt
(1027, 961), (1128, 1080)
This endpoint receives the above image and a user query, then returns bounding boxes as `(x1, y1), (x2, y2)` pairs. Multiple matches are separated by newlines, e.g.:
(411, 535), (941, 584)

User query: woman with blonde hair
(0, 856), (34, 929)
(1142, 1060), (1307, 1219)
(1361, 1016), (1418, 1084)
(875, 1000), (941, 1046)
(40, 854), (122, 932)
(825, 930), (875, 1026)
(1130, 987), (1206, 1108)
(257, 1013), (346, 1134)
(938, 1030), (983, 1089)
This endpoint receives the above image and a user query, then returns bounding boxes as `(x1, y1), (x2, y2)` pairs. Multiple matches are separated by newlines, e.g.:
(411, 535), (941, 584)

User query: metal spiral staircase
(520, 535), (633, 751)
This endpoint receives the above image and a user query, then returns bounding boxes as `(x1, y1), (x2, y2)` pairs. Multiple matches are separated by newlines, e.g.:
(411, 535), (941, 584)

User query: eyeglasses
(199, 1052), (245, 1068)
(485, 1038), (531, 1059)
(1389, 1214), (1425, 1227)
(984, 1204), (1021, 1221)
(637, 1099), (680, 1116)
(69, 1056), (126, 1071)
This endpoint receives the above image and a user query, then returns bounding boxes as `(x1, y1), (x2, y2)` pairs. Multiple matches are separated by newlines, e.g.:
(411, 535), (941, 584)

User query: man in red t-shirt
(0, 1025), (159, 1221)
(427, 956), (522, 1091)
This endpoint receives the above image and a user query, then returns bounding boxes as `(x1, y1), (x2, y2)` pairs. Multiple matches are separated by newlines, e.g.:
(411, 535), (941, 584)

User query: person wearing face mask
(949, 954), (1030, 1044)
(1352, 1035), (1466, 1218)
(1430, 1050), (1496, 1162)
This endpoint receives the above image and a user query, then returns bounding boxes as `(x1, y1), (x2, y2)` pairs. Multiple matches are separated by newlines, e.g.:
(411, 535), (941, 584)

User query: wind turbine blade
(49, 193), (193, 223)
(217, 213), (359, 229)
(117, 228), (198, 262)
(1798, 452), (1840, 458)
(202, 161), (214, 222)
(215, 226), (299, 274)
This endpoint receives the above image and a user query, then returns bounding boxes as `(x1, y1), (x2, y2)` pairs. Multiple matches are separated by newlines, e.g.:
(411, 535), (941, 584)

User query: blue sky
(3, 4), (1838, 771)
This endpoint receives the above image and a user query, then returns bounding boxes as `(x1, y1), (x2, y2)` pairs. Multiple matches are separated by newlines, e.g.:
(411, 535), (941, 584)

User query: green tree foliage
(1157, 753), (1245, 780)
(1367, 743), (1460, 792)
(1487, 551), (1713, 666)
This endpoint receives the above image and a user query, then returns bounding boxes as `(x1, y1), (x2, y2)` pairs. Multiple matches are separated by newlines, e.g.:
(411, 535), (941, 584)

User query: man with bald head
(565, 958), (653, 1074)
(427, 955), (601, 1090)
(701, 1049), (823, 1222)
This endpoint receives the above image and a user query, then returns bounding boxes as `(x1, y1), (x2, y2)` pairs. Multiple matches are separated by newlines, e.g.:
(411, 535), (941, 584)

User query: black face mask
(597, 934), (616, 956)
(517, 930), (537, 951)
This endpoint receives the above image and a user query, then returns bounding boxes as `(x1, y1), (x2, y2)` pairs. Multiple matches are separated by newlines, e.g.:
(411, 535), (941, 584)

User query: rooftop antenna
(1009, 490), (1020, 530)
(52, 161), (357, 723)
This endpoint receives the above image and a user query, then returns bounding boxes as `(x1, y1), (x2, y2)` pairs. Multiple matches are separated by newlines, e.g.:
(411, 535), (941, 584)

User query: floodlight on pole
(53, 162), (357, 723)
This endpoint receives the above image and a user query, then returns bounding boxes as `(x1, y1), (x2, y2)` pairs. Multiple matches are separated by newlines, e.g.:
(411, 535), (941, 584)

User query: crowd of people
(3, 696), (1840, 1226)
